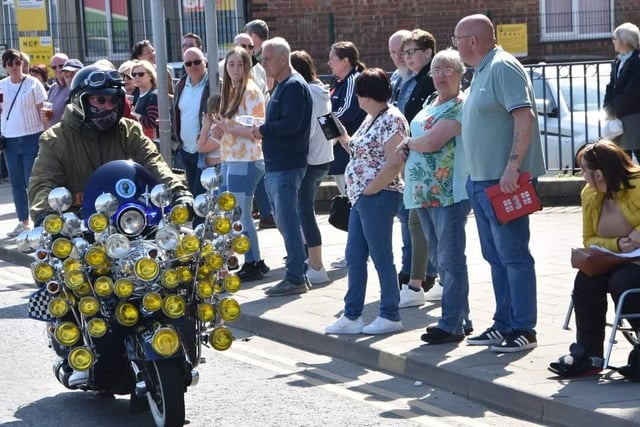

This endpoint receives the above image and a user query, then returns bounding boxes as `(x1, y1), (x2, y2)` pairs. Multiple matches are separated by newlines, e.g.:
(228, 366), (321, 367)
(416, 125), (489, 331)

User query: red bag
(485, 172), (542, 224)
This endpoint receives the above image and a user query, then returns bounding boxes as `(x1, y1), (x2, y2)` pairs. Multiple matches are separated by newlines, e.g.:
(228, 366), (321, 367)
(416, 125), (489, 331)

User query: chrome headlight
(156, 225), (179, 251)
(16, 230), (33, 253)
(200, 167), (221, 191)
(105, 234), (131, 258)
(150, 184), (172, 208)
(26, 227), (46, 252)
(117, 206), (146, 236)
(95, 193), (118, 216)
(193, 193), (209, 218)
(70, 237), (90, 259)
(47, 187), (72, 211)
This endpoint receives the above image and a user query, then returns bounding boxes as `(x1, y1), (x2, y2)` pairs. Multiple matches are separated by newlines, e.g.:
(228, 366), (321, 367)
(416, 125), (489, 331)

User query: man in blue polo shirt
(454, 14), (546, 353)
(251, 37), (313, 296)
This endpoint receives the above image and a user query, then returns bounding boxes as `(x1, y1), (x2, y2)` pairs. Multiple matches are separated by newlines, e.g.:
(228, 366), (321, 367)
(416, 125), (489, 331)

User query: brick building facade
(245, 0), (640, 73)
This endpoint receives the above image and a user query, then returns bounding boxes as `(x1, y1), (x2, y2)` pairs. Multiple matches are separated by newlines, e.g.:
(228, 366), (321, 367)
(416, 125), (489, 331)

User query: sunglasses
(121, 73), (133, 80)
(184, 59), (203, 67)
(131, 72), (146, 78)
(89, 95), (118, 105)
(51, 64), (64, 70)
(6, 60), (23, 67)
(240, 44), (254, 50)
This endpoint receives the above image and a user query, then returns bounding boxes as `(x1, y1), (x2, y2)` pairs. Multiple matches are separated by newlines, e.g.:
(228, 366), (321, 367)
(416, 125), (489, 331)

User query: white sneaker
(425, 284), (443, 301)
(7, 222), (30, 238)
(325, 315), (363, 334)
(330, 256), (348, 268)
(362, 316), (403, 335)
(68, 370), (89, 387)
(306, 266), (330, 284)
(399, 285), (426, 308)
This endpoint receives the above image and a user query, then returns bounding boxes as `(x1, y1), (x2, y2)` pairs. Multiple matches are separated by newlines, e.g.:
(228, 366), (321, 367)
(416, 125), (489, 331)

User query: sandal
(548, 343), (603, 378)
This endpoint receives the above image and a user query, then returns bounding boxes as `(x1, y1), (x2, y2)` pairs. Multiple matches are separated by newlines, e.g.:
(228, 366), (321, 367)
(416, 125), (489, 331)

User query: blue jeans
(298, 163), (330, 248)
(416, 201), (472, 335)
(254, 176), (272, 217)
(180, 149), (204, 196)
(397, 204), (411, 274)
(265, 167), (307, 283)
(220, 160), (264, 263)
(344, 190), (402, 322)
(465, 177), (537, 334)
(5, 132), (40, 221)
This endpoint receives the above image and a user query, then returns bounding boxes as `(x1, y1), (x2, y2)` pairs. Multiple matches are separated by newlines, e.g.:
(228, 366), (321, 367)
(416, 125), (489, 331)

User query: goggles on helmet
(85, 70), (124, 88)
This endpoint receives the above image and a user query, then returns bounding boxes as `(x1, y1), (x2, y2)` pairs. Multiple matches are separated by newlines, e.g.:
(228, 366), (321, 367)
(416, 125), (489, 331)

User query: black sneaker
(421, 327), (464, 344)
(237, 262), (264, 282)
(466, 327), (504, 346)
(428, 325), (473, 336)
(264, 279), (308, 296)
(491, 330), (537, 353)
(398, 271), (410, 289)
(422, 275), (437, 292)
(258, 259), (270, 275)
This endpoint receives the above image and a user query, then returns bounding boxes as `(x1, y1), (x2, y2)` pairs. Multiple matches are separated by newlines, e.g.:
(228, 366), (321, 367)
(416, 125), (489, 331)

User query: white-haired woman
(130, 59), (159, 140)
(604, 22), (640, 161)
(397, 49), (472, 345)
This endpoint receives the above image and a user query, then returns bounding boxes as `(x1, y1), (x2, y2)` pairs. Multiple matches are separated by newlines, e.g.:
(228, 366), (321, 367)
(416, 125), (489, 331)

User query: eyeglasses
(6, 60), (23, 67)
(401, 48), (425, 58)
(131, 72), (146, 78)
(85, 70), (124, 88)
(184, 59), (203, 67)
(240, 44), (254, 50)
(429, 67), (456, 77)
(450, 35), (474, 47)
(51, 64), (64, 70)
(89, 95), (118, 105)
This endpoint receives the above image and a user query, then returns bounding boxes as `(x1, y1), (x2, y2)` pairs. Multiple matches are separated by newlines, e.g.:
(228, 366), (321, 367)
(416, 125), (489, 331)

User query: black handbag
(328, 195), (351, 231)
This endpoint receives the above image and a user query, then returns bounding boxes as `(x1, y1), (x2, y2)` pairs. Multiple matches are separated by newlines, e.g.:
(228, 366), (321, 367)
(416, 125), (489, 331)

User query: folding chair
(603, 288), (640, 369)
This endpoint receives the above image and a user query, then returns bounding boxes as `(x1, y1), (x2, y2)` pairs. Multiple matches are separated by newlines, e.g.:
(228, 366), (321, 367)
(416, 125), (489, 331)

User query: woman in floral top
(325, 68), (409, 336)
(398, 49), (472, 345)
(213, 46), (268, 282)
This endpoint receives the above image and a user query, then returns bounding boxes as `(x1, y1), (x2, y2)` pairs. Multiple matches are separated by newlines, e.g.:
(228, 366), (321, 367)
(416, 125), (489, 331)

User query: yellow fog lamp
(142, 292), (163, 312)
(170, 204), (190, 225)
(32, 262), (55, 282)
(114, 278), (134, 298)
(64, 269), (84, 289)
(205, 252), (224, 270)
(87, 318), (108, 337)
(115, 302), (139, 326)
(93, 276), (113, 297)
(79, 296), (100, 317)
(218, 297), (240, 322)
(54, 321), (81, 346)
(52, 238), (73, 259)
(217, 191), (236, 211)
(88, 213), (109, 233)
(68, 347), (94, 371)
(160, 269), (180, 289)
(201, 240), (214, 256)
(197, 264), (211, 280)
(197, 303), (215, 322)
(43, 214), (64, 235)
(176, 265), (193, 283)
(162, 295), (186, 319)
(213, 217), (231, 235)
(181, 234), (200, 254)
(85, 246), (107, 268)
(196, 280), (214, 299)
(231, 235), (251, 255)
(48, 297), (69, 318)
(209, 327), (233, 351)
(73, 281), (91, 297)
(223, 274), (241, 293)
(151, 327), (181, 357)
(63, 258), (82, 273)
(134, 257), (159, 281)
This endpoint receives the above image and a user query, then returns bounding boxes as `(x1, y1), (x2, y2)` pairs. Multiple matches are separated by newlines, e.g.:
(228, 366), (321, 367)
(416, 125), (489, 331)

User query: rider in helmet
(28, 64), (192, 224)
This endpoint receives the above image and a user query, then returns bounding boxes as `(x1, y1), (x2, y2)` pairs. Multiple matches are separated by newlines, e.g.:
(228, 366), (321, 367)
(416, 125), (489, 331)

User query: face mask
(87, 104), (119, 131)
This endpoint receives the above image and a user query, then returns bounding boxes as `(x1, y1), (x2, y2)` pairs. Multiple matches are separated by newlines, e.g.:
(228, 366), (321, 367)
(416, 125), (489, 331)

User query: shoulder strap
(6, 76), (26, 121)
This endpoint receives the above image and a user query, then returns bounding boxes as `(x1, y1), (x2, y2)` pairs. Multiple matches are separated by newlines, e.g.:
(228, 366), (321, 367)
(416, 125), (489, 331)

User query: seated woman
(550, 139), (640, 377)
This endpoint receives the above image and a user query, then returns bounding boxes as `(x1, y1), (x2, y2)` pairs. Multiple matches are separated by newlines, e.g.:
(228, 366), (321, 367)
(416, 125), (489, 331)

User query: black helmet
(69, 65), (125, 126)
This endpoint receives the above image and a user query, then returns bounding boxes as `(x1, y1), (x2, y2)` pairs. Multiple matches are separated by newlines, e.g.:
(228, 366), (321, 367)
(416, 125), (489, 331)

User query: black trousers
(573, 263), (640, 358)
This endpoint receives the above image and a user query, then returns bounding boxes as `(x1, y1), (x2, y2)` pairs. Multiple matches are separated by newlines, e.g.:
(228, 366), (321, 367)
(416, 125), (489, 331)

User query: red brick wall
(245, 0), (640, 74)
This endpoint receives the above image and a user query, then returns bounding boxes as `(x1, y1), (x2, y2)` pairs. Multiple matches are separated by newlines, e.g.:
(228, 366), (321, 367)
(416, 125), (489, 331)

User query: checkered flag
(27, 288), (54, 322)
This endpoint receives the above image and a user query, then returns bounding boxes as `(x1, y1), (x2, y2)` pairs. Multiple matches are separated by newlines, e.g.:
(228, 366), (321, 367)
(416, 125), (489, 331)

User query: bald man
(46, 52), (70, 126)
(454, 14), (546, 353)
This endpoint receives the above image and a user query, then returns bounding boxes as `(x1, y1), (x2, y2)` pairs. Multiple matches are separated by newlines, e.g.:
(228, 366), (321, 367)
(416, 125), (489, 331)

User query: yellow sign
(19, 36), (54, 66)
(497, 23), (528, 58)
(16, 0), (48, 32)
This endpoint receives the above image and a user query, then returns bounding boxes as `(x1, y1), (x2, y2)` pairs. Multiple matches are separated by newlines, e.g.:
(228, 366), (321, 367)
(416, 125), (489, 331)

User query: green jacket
(29, 106), (188, 222)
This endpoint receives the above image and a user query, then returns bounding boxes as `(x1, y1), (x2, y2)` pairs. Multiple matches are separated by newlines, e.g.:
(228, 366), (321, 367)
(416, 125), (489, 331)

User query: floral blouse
(345, 105), (408, 205)
(221, 80), (265, 162)
(403, 95), (467, 209)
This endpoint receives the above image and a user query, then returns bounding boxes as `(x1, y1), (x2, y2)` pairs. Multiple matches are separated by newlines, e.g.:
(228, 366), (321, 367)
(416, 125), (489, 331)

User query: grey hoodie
(308, 80), (335, 165)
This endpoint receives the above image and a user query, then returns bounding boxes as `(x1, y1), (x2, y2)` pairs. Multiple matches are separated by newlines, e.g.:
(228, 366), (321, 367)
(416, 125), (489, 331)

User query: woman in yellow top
(550, 139), (640, 377)
(214, 46), (268, 281)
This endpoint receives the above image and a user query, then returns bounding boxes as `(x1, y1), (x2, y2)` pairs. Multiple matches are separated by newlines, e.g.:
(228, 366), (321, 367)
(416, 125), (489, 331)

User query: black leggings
(572, 263), (640, 358)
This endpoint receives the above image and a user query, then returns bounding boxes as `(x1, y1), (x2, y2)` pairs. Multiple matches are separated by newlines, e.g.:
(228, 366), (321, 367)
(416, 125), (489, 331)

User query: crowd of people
(3, 13), (640, 377)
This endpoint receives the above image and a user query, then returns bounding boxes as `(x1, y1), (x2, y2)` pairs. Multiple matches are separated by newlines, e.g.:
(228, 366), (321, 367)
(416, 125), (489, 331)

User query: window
(540, 0), (613, 41)
(82, 0), (130, 61)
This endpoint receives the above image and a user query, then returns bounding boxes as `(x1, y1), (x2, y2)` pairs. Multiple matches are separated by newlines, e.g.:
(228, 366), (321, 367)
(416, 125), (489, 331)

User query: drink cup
(42, 101), (53, 119)
(126, 94), (134, 105)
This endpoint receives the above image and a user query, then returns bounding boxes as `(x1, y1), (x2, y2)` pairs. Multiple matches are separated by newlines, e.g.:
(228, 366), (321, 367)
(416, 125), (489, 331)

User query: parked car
(526, 61), (611, 173)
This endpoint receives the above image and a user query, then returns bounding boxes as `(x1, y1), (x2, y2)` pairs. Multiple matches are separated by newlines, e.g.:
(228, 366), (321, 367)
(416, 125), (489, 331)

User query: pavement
(1, 179), (639, 426)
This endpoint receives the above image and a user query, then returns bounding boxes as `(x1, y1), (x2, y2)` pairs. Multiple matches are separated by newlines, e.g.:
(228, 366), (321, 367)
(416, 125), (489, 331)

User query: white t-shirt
(0, 75), (47, 137)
